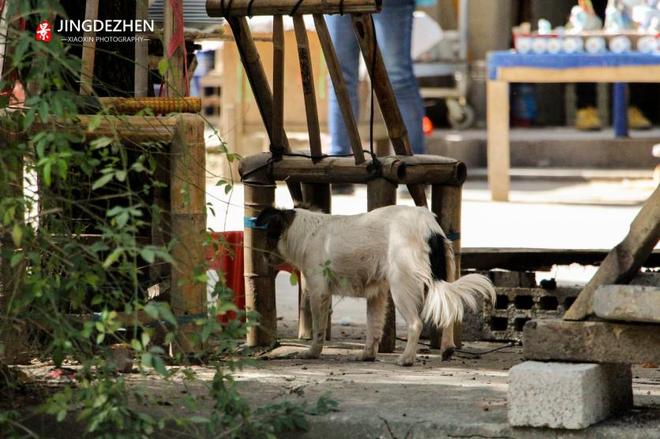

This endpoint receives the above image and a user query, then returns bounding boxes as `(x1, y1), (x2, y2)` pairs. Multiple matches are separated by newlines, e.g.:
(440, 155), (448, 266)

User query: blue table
(486, 51), (660, 201)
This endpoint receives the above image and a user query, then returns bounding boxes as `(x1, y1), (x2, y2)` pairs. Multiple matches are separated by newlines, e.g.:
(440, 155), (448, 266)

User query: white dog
(255, 205), (495, 366)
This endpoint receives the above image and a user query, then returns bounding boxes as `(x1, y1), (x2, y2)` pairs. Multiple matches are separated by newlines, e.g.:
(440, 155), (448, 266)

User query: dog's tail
(421, 233), (496, 328)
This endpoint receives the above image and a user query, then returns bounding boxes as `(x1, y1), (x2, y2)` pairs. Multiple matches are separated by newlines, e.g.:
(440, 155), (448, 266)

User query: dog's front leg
(356, 292), (387, 361)
(299, 289), (331, 359)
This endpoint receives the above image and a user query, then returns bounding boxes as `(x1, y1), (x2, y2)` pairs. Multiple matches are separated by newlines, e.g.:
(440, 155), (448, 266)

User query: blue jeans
(326, 0), (426, 155)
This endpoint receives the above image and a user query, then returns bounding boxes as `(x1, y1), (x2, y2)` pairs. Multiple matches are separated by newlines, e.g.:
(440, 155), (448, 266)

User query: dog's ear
(255, 207), (295, 242)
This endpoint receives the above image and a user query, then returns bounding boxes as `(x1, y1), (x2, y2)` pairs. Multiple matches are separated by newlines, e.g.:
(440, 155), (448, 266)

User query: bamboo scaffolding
(206, 0), (381, 17)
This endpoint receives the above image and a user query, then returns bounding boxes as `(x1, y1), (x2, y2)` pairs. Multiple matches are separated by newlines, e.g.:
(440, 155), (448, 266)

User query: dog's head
(254, 207), (296, 247)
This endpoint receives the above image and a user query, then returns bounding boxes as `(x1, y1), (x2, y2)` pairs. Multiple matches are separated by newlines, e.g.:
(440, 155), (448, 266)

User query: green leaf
(114, 170), (127, 182)
(140, 248), (155, 264)
(131, 338), (142, 352)
(159, 304), (177, 326)
(289, 271), (298, 286)
(11, 224), (23, 247)
(152, 355), (168, 377)
(158, 58), (169, 77)
(102, 248), (124, 268)
(0, 95), (9, 109)
(141, 331), (151, 348)
(56, 410), (67, 422)
(88, 114), (102, 132)
(92, 173), (114, 190)
(90, 136), (113, 149)
(188, 416), (210, 424)
(10, 252), (23, 268)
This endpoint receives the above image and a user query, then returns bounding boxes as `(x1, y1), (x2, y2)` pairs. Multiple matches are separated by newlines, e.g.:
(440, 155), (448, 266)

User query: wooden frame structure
(208, 0), (466, 356)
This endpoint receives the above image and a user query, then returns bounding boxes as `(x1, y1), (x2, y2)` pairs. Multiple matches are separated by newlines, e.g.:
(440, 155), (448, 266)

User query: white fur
(276, 205), (496, 366)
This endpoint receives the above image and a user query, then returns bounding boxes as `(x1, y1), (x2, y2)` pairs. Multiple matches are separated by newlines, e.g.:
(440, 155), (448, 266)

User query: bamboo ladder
(208, 0), (466, 357)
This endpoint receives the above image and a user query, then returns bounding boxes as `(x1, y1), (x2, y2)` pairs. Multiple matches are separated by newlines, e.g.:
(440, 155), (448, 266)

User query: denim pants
(326, 0), (426, 155)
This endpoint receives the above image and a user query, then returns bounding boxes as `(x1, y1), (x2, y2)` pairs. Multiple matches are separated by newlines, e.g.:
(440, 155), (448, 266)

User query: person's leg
(326, 14), (361, 156)
(373, 0), (426, 154)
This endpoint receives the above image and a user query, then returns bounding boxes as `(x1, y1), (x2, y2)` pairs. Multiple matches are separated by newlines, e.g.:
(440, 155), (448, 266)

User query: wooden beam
(523, 319), (660, 364)
(461, 248), (660, 271)
(207, 0), (381, 17)
(313, 14), (365, 164)
(293, 16), (323, 160)
(367, 178), (397, 353)
(564, 184), (660, 321)
(496, 66), (660, 83)
(487, 80), (510, 202)
(134, 0), (149, 97)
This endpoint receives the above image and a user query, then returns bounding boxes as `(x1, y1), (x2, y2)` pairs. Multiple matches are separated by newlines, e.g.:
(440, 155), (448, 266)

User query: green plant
(0, 1), (335, 437)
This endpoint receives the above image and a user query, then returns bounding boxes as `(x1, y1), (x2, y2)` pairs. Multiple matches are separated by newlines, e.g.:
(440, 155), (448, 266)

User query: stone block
(508, 361), (632, 429)
(593, 285), (660, 324)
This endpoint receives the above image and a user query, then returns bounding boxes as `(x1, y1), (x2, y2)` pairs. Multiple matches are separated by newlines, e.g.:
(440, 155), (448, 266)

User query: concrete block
(593, 285), (660, 324)
(508, 361), (632, 429)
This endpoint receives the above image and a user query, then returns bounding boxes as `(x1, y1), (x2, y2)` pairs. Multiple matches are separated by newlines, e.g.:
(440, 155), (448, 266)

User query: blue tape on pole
(487, 51), (660, 80)
(244, 216), (267, 230)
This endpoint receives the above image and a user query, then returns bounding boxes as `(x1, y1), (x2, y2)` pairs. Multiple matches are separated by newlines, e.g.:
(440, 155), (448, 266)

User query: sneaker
(331, 183), (355, 195)
(628, 106), (652, 130)
(575, 107), (602, 131)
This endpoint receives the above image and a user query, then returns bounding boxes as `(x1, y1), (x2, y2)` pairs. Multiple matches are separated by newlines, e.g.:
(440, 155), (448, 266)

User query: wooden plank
(293, 16), (323, 160)
(497, 66), (660, 83)
(244, 183), (277, 346)
(79, 0), (99, 95)
(461, 248), (660, 271)
(272, 15), (285, 156)
(351, 13), (427, 208)
(523, 319), (660, 364)
(486, 80), (510, 202)
(564, 185), (660, 321)
(367, 178), (397, 353)
(313, 14), (365, 164)
(593, 285), (660, 324)
(207, 0), (381, 17)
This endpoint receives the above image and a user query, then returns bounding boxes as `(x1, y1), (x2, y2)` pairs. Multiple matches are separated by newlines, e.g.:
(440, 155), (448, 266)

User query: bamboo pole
(239, 153), (465, 186)
(226, 16), (303, 202)
(431, 184), (463, 359)
(564, 184), (660, 321)
(313, 14), (365, 165)
(367, 178), (397, 353)
(79, 0), (99, 95)
(272, 15), (285, 157)
(207, 0), (381, 17)
(37, 115), (178, 143)
(293, 16), (323, 160)
(244, 183), (278, 346)
(98, 97), (202, 114)
(351, 14), (427, 207)
(170, 114), (207, 352)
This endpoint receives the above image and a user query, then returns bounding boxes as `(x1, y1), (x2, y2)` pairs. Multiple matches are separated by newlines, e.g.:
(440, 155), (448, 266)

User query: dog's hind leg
(357, 289), (388, 361)
(299, 288), (331, 359)
(390, 281), (424, 367)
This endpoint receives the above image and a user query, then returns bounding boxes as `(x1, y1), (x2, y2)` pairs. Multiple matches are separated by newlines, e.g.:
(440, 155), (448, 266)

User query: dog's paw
(396, 355), (415, 367)
(354, 351), (376, 362)
(441, 347), (455, 361)
(298, 348), (321, 360)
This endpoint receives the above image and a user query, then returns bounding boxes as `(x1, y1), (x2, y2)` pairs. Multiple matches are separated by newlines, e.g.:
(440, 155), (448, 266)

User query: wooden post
(298, 183), (333, 340)
(431, 184), (463, 356)
(79, 0), (99, 95)
(367, 178), (397, 353)
(313, 14), (365, 164)
(170, 114), (207, 352)
(244, 183), (278, 346)
(486, 80), (510, 202)
(164, 0), (186, 97)
(134, 0), (149, 97)
(293, 16), (323, 160)
(351, 14), (427, 208)
(564, 184), (660, 321)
